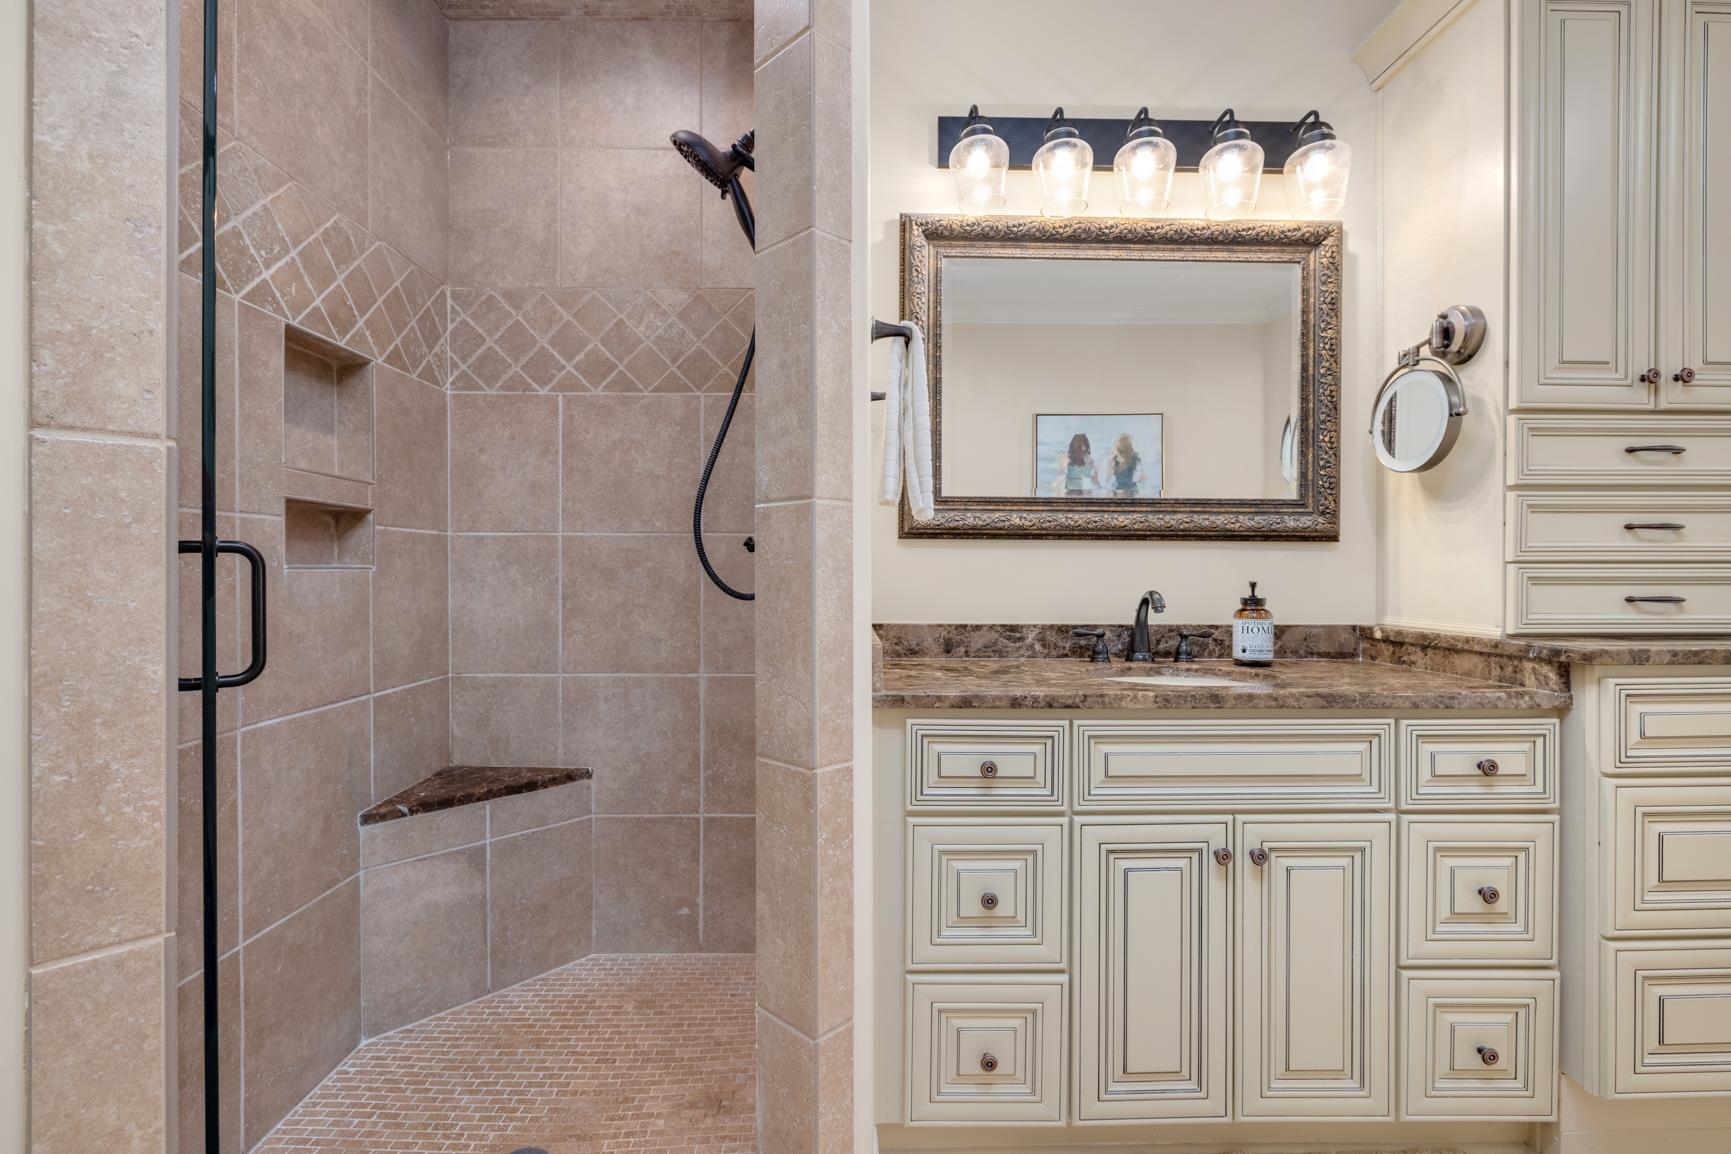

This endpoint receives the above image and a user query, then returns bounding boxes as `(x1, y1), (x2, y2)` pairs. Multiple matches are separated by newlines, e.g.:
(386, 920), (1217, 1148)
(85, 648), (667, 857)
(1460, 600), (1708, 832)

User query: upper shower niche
(435, 0), (749, 17)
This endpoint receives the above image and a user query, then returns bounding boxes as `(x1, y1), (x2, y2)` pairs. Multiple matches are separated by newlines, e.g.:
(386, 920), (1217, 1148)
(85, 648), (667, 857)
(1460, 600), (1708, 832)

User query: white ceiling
(943, 257), (1298, 326)
(436, 0), (750, 18)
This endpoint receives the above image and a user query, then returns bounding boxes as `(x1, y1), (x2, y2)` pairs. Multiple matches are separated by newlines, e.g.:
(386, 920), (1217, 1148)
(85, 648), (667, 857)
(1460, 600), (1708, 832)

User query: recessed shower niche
(280, 324), (376, 569)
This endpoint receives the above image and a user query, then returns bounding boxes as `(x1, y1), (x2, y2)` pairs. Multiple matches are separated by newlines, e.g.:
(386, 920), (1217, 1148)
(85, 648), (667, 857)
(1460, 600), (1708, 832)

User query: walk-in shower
(674, 128), (757, 602)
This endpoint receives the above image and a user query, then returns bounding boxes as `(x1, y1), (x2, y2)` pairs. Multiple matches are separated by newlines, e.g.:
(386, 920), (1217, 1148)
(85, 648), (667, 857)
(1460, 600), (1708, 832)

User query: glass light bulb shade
(1200, 137), (1263, 220)
(1113, 135), (1176, 216)
(1032, 136), (1093, 217)
(948, 132), (1008, 214)
(1283, 137), (1351, 219)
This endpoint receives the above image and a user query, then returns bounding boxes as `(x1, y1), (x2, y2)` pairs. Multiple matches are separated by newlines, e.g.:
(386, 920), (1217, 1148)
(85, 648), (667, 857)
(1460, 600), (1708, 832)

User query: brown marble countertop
(873, 657), (1569, 712)
(360, 764), (592, 826)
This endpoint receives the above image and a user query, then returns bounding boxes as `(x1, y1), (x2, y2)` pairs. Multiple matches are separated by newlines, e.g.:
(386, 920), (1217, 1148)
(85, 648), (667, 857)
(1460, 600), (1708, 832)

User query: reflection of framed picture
(1034, 413), (1163, 498)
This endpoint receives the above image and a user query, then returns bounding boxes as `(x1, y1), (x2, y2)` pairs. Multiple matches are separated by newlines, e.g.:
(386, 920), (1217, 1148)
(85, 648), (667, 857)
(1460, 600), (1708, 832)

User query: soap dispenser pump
(1233, 581), (1274, 666)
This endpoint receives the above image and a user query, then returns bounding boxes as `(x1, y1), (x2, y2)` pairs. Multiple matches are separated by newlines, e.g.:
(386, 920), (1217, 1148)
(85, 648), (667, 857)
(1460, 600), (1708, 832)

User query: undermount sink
(1106, 673), (1251, 689)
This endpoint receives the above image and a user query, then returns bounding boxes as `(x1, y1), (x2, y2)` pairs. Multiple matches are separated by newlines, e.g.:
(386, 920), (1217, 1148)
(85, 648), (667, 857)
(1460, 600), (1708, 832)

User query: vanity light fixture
(1284, 110), (1351, 219)
(1032, 107), (1093, 217)
(1113, 107), (1176, 216)
(1199, 108), (1263, 220)
(947, 105), (1009, 214)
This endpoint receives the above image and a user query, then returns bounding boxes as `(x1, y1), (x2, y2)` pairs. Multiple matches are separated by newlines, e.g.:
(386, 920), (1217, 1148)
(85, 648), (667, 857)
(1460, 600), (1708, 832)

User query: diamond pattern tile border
(176, 102), (448, 388)
(449, 287), (753, 393)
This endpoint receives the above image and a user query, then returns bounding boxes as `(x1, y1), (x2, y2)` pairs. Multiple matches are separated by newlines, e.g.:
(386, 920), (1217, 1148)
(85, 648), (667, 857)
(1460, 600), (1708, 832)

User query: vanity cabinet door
(1237, 817), (1393, 1119)
(1661, 1), (1731, 408)
(1520, 0), (1660, 407)
(1076, 821), (1229, 1121)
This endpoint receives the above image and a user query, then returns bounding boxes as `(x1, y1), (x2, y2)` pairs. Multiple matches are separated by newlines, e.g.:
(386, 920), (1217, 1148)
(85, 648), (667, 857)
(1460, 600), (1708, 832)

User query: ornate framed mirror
(896, 214), (1342, 540)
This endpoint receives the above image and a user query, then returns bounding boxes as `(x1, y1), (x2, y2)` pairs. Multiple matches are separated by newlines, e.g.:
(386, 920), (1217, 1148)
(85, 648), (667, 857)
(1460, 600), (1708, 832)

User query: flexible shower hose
(693, 327), (756, 601)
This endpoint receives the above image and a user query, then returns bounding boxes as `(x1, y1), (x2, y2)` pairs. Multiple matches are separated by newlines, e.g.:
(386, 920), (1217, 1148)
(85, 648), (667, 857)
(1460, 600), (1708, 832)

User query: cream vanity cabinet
(1562, 668), (1731, 1097)
(1507, 1), (1731, 633)
(882, 711), (1562, 1131)
(1518, 0), (1731, 409)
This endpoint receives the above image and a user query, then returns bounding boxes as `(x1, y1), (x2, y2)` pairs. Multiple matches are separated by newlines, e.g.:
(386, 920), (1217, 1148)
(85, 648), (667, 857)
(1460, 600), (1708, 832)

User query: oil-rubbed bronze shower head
(669, 129), (755, 190)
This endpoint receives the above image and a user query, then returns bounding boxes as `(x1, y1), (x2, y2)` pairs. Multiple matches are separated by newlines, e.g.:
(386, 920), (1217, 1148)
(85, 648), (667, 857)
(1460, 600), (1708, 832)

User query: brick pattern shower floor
(255, 954), (757, 1154)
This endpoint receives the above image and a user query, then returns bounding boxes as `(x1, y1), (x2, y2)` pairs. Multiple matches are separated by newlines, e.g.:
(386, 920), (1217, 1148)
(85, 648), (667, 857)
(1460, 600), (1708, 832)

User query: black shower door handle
(177, 539), (269, 691)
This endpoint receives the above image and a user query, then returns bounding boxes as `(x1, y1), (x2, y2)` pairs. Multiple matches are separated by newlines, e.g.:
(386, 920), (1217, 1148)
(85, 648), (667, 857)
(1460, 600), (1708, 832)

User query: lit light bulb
(947, 105), (1008, 214)
(1284, 110), (1351, 219)
(1216, 152), (1243, 182)
(1112, 108), (1175, 217)
(1199, 110), (1263, 221)
(1032, 107), (1093, 217)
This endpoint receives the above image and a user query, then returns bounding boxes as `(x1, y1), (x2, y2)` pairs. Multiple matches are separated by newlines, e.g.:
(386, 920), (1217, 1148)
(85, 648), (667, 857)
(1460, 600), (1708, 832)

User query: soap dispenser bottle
(1232, 581), (1274, 666)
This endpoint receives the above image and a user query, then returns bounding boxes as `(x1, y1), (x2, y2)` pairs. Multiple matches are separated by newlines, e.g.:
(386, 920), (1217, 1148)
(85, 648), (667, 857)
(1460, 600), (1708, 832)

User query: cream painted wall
(943, 322), (1288, 499)
(1375, 0), (1509, 636)
(869, 0), (1397, 624)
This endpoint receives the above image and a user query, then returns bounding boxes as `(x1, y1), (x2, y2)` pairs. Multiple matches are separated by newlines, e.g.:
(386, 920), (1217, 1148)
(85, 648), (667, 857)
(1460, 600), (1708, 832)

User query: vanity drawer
(1507, 493), (1731, 562)
(1508, 417), (1731, 486)
(1605, 781), (1731, 934)
(1076, 719), (1392, 809)
(1402, 817), (1557, 965)
(1400, 971), (1557, 1120)
(1608, 677), (1731, 773)
(1400, 719), (1558, 809)
(1607, 940), (1731, 1095)
(907, 719), (1065, 809)
(907, 978), (1065, 1123)
(1506, 565), (1731, 635)
(908, 820), (1065, 968)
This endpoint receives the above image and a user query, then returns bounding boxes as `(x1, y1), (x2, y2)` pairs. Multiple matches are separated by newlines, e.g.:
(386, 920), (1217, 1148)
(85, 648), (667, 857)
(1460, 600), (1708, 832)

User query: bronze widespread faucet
(1128, 590), (1166, 662)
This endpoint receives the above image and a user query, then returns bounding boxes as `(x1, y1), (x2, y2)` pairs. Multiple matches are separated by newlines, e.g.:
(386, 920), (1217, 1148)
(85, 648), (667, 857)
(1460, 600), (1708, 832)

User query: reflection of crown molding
(949, 305), (1286, 326)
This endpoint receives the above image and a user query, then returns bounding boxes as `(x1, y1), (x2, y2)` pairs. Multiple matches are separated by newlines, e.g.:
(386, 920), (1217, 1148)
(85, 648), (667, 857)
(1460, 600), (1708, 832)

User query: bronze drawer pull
(1675, 367), (1698, 384)
(1479, 885), (1501, 905)
(1624, 444), (1687, 454)
(1248, 847), (1269, 867)
(1476, 1044), (1499, 1066)
(1214, 848), (1233, 866)
(1625, 522), (1687, 531)
(979, 891), (999, 912)
(1625, 595), (1687, 604)
(979, 760), (998, 779)
(1477, 758), (1500, 776)
(1641, 367), (1663, 385)
(979, 1052), (999, 1073)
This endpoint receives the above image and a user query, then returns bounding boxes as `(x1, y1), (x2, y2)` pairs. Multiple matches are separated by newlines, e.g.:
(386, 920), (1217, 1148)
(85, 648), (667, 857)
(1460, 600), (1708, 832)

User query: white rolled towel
(879, 320), (934, 522)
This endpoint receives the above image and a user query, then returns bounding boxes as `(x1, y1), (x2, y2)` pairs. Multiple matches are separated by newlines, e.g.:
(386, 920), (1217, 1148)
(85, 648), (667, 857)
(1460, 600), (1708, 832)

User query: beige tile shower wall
(27, 0), (176, 1150)
(752, 0), (857, 1150)
(445, 15), (756, 955)
(171, 1), (453, 1147)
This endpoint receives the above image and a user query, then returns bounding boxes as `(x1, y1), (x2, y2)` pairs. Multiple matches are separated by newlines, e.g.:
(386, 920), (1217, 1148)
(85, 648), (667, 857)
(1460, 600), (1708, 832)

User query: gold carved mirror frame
(898, 214), (1342, 540)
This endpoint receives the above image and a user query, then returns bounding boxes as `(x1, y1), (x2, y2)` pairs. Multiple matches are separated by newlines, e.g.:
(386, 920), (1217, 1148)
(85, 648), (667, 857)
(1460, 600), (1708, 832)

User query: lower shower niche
(284, 497), (373, 568)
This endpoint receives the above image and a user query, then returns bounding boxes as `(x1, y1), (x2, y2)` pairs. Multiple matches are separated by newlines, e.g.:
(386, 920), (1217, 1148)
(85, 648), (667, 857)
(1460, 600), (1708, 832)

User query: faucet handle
(1175, 629), (1216, 662)
(1071, 628), (1109, 663)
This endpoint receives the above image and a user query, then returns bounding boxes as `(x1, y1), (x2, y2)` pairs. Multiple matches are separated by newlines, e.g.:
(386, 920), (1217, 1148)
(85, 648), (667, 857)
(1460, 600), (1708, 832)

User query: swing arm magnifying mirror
(1369, 304), (1485, 474)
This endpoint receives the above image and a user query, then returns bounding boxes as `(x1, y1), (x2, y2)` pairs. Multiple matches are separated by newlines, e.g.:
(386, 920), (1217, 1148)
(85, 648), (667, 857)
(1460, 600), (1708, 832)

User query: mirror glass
(1371, 366), (1459, 473)
(938, 257), (1301, 501)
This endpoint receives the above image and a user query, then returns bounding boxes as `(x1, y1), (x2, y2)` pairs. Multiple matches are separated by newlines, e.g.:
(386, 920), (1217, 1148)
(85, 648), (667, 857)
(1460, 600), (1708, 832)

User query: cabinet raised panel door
(1523, 0), (1660, 407)
(1663, 0), (1731, 407)
(1076, 822), (1229, 1121)
(1237, 818), (1393, 1119)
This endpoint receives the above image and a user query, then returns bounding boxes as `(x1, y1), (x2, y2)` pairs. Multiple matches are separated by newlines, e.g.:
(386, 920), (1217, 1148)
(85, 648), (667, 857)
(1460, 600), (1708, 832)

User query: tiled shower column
(752, 2), (855, 1150)
(27, 0), (177, 1150)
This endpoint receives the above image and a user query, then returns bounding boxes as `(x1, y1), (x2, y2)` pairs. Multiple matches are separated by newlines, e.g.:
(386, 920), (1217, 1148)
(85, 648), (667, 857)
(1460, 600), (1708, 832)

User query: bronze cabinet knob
(1479, 885), (1501, 905)
(1248, 847), (1269, 867)
(1641, 367), (1663, 385)
(1213, 848), (1233, 866)
(1476, 1044), (1499, 1066)
(1477, 758), (1500, 776)
(979, 891), (999, 911)
(1675, 367), (1698, 384)
(979, 760), (998, 779)
(979, 1052), (999, 1073)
